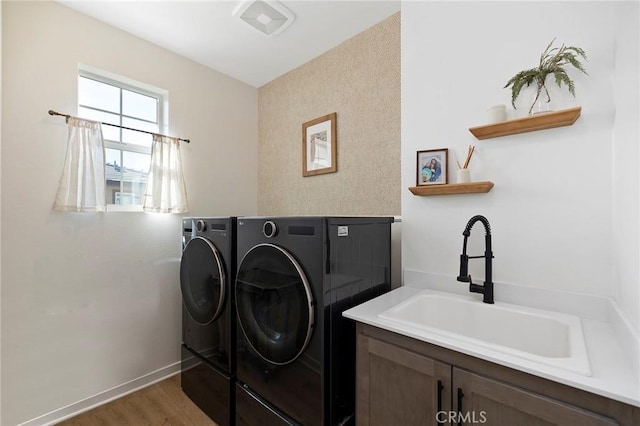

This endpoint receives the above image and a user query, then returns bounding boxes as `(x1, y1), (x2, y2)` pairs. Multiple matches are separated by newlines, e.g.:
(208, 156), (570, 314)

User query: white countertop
(343, 284), (640, 408)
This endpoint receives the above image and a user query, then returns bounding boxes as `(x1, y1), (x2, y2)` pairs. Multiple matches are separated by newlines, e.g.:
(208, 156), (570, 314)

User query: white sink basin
(377, 291), (591, 376)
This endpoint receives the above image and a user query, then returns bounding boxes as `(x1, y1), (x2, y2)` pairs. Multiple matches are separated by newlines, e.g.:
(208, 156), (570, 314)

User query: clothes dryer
(234, 217), (393, 426)
(180, 217), (237, 426)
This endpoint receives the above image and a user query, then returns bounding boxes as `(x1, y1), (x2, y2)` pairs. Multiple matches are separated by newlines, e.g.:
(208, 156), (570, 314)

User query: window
(77, 70), (165, 209)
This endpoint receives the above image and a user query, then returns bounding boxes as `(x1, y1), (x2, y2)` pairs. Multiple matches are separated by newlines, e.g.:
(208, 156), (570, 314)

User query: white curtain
(143, 134), (189, 213)
(53, 117), (106, 212)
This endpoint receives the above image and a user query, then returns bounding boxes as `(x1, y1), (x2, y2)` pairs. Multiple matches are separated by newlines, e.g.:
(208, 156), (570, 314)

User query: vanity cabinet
(356, 334), (451, 425)
(356, 323), (640, 425)
(452, 368), (615, 425)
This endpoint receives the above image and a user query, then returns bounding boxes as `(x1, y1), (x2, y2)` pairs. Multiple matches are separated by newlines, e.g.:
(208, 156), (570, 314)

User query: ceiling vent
(232, 0), (295, 37)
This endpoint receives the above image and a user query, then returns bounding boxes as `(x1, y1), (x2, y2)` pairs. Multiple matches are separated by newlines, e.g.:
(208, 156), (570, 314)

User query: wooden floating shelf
(469, 106), (581, 140)
(408, 181), (494, 196)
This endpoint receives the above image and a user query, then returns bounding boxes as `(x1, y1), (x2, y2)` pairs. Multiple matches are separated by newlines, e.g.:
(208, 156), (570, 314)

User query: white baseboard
(18, 362), (181, 426)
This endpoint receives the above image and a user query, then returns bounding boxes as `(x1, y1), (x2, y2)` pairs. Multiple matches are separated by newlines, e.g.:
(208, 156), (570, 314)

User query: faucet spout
(464, 214), (491, 236)
(457, 253), (470, 282)
(457, 215), (494, 304)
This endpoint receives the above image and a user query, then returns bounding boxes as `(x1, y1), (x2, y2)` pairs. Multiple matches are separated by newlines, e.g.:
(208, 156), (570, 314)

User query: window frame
(77, 69), (167, 211)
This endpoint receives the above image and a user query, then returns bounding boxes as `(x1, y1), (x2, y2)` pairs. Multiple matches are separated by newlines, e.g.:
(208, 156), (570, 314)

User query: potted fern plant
(504, 38), (588, 115)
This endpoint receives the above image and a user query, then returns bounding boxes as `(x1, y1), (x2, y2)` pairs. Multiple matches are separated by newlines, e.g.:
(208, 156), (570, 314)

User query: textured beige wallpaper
(258, 13), (400, 216)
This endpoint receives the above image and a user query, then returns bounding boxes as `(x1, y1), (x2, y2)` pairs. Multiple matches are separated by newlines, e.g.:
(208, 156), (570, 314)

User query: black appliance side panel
(326, 220), (392, 425)
(181, 345), (234, 426)
(223, 218), (238, 375)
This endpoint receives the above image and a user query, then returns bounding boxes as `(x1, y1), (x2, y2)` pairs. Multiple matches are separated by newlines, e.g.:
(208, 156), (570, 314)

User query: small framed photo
(416, 148), (448, 185)
(302, 112), (337, 177)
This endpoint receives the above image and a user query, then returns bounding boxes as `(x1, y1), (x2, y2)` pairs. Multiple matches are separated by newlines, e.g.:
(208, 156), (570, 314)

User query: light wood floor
(56, 374), (218, 426)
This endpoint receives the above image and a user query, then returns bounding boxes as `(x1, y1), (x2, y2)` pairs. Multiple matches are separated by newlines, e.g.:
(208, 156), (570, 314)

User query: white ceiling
(58, 0), (401, 88)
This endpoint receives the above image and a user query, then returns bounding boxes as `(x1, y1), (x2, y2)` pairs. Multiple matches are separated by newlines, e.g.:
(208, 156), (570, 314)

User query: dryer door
(236, 243), (314, 366)
(180, 237), (226, 325)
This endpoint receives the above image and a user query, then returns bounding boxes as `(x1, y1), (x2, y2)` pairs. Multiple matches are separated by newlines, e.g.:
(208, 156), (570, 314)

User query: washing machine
(234, 216), (393, 425)
(180, 217), (237, 426)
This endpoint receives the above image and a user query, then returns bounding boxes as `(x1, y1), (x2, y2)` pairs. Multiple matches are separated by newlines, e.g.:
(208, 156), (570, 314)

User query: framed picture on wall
(416, 148), (448, 185)
(302, 112), (337, 177)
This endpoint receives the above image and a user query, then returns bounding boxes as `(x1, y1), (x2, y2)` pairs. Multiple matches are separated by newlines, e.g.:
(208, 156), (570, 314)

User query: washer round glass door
(236, 243), (315, 366)
(180, 237), (226, 325)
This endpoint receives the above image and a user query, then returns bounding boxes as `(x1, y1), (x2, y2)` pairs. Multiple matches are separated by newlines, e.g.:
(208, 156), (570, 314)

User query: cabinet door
(452, 368), (618, 426)
(357, 333), (452, 426)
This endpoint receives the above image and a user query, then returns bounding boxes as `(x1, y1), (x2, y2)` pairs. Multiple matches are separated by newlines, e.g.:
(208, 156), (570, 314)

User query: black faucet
(456, 215), (494, 304)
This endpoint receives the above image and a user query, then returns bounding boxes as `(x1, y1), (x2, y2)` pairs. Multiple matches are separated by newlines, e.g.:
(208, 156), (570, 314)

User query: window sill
(107, 204), (144, 213)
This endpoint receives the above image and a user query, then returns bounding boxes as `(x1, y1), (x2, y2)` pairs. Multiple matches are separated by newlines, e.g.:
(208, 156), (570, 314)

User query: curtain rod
(48, 110), (190, 143)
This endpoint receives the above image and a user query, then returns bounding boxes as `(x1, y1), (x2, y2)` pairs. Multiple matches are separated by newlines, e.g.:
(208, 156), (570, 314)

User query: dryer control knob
(196, 220), (207, 232)
(263, 220), (278, 238)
